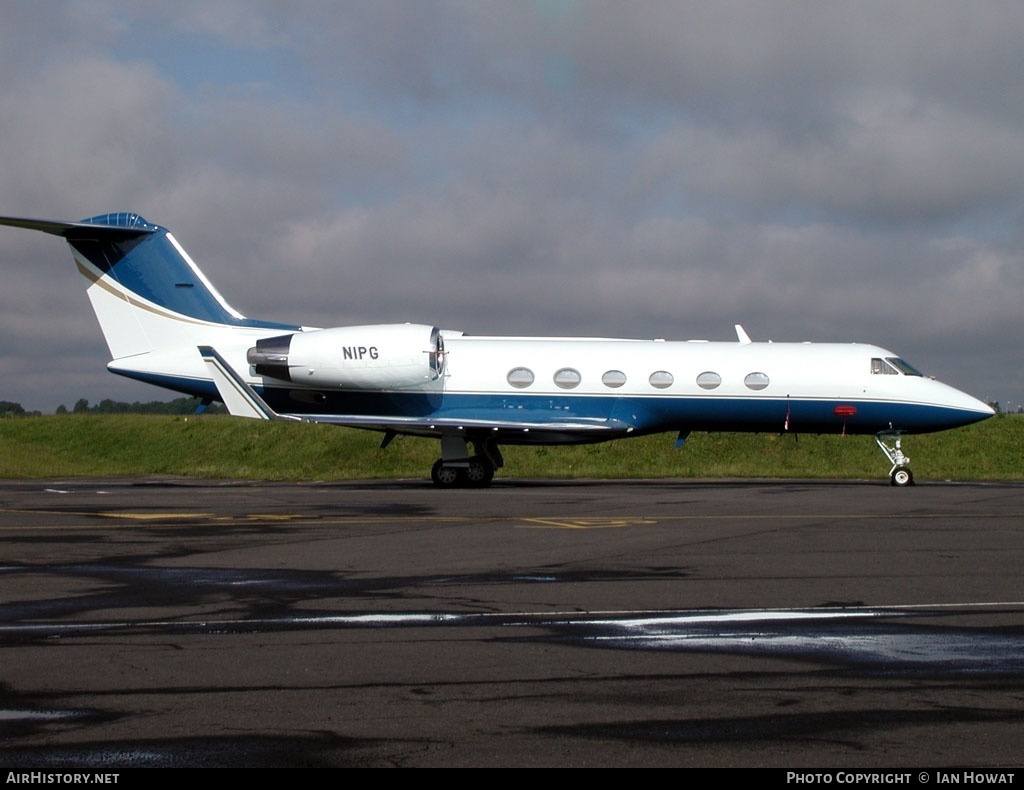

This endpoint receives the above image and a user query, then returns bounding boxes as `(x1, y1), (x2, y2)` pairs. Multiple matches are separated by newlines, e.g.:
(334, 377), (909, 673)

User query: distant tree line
(0, 397), (226, 417)
(0, 401), (40, 418)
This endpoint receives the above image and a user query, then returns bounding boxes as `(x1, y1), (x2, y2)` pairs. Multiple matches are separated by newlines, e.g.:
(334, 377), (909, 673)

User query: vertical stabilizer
(65, 213), (248, 359)
(0, 212), (299, 362)
(0, 212), (301, 398)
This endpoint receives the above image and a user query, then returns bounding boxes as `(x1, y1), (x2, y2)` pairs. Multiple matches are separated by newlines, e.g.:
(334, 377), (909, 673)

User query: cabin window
(744, 372), (770, 391)
(507, 367), (535, 388)
(649, 370), (674, 389)
(602, 370), (627, 388)
(696, 371), (722, 390)
(553, 368), (582, 389)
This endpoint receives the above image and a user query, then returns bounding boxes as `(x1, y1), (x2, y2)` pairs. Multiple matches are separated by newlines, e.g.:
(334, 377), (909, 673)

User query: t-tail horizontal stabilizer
(198, 346), (301, 422)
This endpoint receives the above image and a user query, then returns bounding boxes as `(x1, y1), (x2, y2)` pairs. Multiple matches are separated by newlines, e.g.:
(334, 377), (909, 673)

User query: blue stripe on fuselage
(262, 390), (989, 435)
(256, 385), (988, 436)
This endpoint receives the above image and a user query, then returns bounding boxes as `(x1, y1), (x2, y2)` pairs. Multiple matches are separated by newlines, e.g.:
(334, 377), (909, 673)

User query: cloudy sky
(0, 0), (1022, 413)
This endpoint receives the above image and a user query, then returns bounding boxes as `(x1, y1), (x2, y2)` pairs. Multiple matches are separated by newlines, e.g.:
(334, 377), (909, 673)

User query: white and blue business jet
(0, 212), (994, 487)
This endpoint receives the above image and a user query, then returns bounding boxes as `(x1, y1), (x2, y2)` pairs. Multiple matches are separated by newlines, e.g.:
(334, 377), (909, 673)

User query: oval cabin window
(553, 368), (582, 389)
(744, 372), (770, 391)
(507, 367), (535, 389)
(649, 370), (674, 389)
(696, 371), (722, 390)
(602, 370), (627, 388)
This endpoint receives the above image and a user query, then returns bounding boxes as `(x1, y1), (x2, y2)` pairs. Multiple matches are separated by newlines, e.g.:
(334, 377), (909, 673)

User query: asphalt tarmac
(0, 476), (1022, 768)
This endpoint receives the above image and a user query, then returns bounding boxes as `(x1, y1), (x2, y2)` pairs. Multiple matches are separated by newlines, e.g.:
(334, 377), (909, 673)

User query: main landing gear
(430, 456), (496, 487)
(874, 431), (914, 487)
(430, 435), (503, 488)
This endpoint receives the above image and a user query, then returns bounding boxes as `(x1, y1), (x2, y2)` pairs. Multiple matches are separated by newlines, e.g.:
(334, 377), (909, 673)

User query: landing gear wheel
(431, 459), (463, 488)
(890, 466), (914, 487)
(464, 456), (495, 487)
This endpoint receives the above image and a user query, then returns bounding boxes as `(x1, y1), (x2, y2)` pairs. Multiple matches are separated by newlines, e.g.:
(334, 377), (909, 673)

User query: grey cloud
(0, 1), (1020, 411)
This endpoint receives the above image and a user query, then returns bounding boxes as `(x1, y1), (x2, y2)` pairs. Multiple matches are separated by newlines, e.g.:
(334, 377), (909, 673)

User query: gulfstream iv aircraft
(0, 212), (995, 487)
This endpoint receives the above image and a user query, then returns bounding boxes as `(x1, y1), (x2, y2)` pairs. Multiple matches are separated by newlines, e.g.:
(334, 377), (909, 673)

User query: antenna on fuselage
(735, 324), (752, 344)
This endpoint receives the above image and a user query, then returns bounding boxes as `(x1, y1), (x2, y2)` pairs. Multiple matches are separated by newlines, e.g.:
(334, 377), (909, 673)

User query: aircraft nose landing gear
(875, 431), (915, 486)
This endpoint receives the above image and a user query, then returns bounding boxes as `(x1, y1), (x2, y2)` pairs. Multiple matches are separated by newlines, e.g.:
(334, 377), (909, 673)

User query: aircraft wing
(297, 412), (635, 436)
(199, 346), (635, 439)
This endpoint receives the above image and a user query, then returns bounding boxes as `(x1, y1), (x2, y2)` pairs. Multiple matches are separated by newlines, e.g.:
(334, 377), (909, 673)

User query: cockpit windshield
(886, 357), (924, 376)
(871, 357), (925, 376)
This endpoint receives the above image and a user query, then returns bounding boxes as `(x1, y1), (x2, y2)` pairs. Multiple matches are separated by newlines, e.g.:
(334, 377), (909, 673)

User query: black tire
(431, 459), (463, 487)
(464, 456), (495, 487)
(890, 466), (914, 487)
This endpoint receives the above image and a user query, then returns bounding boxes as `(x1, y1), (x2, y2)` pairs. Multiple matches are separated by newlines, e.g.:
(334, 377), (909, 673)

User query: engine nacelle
(247, 323), (445, 389)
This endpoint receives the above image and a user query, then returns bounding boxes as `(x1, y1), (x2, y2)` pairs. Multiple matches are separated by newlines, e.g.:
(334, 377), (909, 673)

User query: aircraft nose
(941, 382), (996, 422)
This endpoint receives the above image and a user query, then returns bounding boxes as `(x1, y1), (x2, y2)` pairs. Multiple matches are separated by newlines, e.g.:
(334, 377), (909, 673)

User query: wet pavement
(0, 477), (1022, 767)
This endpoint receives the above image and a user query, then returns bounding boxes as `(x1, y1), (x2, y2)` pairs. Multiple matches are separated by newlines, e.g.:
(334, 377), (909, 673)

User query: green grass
(0, 413), (1019, 482)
